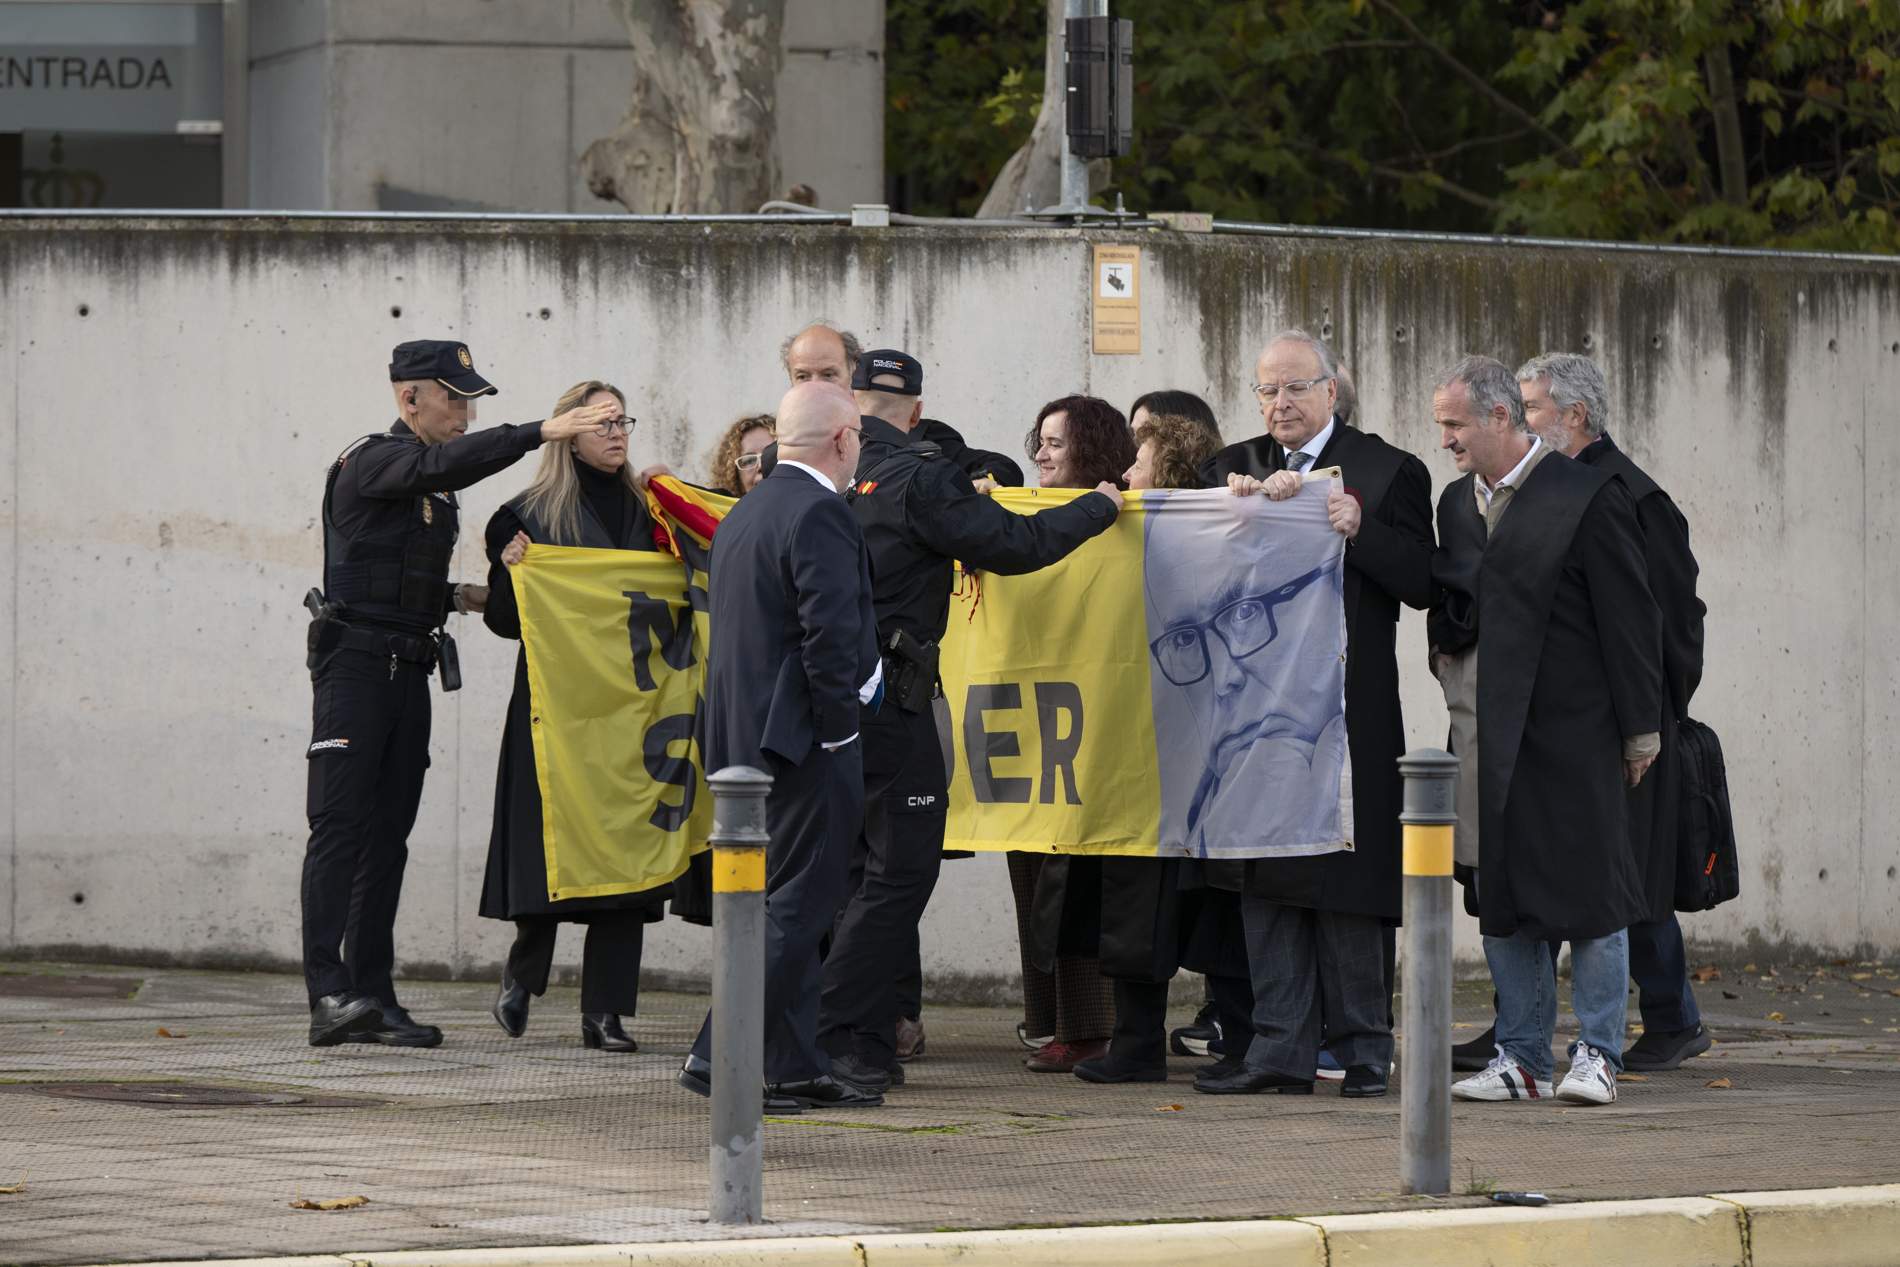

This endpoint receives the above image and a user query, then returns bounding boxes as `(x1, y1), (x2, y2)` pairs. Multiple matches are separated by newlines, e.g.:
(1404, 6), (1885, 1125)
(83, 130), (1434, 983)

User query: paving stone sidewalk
(2, 957), (1898, 1265)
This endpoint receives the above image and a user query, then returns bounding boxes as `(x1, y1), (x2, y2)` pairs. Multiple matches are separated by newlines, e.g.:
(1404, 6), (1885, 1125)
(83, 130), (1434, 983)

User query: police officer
(815, 349), (1124, 1089)
(302, 340), (617, 1048)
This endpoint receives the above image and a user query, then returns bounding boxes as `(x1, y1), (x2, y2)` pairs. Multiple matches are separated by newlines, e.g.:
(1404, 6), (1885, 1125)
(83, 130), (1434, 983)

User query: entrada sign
(0, 54), (176, 91)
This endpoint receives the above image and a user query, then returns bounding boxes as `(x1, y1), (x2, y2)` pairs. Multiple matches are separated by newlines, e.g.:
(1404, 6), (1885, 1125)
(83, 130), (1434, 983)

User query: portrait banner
(941, 480), (1352, 860)
(512, 544), (711, 901)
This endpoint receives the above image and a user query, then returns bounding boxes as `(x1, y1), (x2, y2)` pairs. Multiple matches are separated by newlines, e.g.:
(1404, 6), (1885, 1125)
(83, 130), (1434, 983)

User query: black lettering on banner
(964, 683), (1031, 804)
(643, 710), (698, 832)
(624, 589), (695, 692)
(1035, 682), (1083, 805)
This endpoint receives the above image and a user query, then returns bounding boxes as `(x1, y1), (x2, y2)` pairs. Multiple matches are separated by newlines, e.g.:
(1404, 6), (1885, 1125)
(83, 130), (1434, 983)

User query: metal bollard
(1397, 748), (1458, 1196)
(707, 765), (771, 1225)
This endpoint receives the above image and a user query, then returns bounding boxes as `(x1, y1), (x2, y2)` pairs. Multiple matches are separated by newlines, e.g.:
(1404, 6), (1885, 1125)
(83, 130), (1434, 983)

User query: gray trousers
(1240, 896), (1393, 1078)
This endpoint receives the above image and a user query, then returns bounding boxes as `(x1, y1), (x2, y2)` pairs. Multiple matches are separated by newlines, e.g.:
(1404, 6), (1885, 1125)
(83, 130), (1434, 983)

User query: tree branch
(1286, 141), (1506, 212)
(1702, 45), (1749, 204)
(1366, 0), (1572, 154)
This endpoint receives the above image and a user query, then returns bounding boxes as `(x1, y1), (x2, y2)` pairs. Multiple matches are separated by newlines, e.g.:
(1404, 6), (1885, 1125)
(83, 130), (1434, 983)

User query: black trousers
(1240, 897), (1393, 1078)
(508, 914), (646, 1015)
(301, 649), (431, 1009)
(819, 707), (947, 1067)
(692, 743), (861, 1084)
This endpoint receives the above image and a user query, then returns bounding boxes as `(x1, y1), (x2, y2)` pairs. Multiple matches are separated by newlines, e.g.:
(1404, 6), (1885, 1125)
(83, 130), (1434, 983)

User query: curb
(81, 1184), (1900, 1267)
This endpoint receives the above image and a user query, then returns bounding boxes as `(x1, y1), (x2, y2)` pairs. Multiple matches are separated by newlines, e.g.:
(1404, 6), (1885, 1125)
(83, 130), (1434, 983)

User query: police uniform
(302, 340), (548, 1048)
(816, 350), (1121, 1078)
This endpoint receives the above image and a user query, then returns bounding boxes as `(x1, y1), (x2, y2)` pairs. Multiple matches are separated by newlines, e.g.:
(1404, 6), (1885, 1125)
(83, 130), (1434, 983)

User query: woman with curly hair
(705, 413), (776, 496)
(1124, 410), (1223, 491)
(1005, 395), (1134, 1073)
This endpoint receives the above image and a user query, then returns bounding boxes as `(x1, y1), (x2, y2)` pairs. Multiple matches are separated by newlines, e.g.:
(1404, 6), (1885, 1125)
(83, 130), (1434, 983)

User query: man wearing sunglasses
(1193, 329), (1435, 1099)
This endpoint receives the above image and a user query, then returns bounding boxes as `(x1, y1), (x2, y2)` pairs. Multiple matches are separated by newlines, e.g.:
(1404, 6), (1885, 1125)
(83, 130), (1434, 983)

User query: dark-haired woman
(481, 378), (669, 1052)
(1127, 389), (1222, 449)
(1007, 395), (1136, 1072)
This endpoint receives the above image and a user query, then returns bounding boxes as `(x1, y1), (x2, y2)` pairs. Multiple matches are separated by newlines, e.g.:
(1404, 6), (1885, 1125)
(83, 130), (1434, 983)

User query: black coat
(477, 466), (673, 922)
(1574, 434), (1705, 924)
(1445, 453), (1665, 940)
(1197, 421), (1435, 920)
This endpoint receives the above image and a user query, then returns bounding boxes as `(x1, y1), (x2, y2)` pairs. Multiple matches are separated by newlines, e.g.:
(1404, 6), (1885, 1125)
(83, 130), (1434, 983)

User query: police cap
(389, 340), (498, 398)
(851, 349), (923, 396)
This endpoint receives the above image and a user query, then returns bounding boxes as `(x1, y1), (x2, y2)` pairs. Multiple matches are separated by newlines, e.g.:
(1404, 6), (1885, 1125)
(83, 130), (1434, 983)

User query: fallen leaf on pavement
(1768, 1012), (1787, 1023)
(1155, 1104), (1184, 1112)
(0, 1183), (22, 1195)
(1743, 962), (1759, 972)
(1690, 965), (1721, 982)
(1615, 1073), (1649, 1082)
(1853, 972), (1874, 981)
(1722, 990), (1741, 1000)
(290, 1196), (369, 1211)
(155, 1027), (187, 1039)
(1706, 1078), (1734, 1089)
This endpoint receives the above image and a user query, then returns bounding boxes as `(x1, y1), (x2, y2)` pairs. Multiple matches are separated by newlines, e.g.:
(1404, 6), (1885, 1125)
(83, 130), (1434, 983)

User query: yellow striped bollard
(1397, 748), (1458, 1196)
(707, 765), (770, 1225)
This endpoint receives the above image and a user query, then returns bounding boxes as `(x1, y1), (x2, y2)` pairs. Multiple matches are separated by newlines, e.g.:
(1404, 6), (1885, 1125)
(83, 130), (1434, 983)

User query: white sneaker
(1556, 1043), (1618, 1105)
(1451, 1052), (1553, 1102)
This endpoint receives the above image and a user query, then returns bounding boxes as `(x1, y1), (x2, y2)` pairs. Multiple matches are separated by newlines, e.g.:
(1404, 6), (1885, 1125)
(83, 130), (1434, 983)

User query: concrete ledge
(78, 1186), (1900, 1267)
(1311, 1197), (1744, 1266)
(1714, 1184), (1900, 1267)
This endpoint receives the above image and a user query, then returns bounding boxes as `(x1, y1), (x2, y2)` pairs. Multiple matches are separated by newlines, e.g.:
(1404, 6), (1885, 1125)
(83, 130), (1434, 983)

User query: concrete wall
(1, 216), (1896, 995)
(247, 0), (884, 214)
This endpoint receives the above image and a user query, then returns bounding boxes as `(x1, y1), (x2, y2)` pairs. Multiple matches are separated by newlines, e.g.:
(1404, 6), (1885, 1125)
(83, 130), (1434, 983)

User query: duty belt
(334, 624), (437, 668)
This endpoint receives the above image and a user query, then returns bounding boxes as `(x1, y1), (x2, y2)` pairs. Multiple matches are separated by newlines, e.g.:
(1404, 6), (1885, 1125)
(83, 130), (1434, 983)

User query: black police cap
(851, 348), (923, 396)
(389, 340), (498, 398)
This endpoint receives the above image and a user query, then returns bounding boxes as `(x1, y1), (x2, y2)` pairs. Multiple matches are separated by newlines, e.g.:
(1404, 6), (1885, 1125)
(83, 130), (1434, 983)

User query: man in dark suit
(1193, 330), (1434, 1098)
(680, 381), (884, 1111)
(1521, 352), (1710, 1071)
(1431, 355), (1664, 1107)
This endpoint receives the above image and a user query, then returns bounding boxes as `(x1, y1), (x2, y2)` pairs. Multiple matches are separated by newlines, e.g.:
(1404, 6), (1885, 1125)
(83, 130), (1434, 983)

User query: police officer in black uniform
(815, 349), (1125, 1089)
(302, 340), (616, 1048)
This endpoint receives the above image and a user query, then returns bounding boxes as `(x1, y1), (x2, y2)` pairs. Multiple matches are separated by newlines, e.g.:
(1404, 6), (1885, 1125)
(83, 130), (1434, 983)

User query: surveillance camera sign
(1091, 245), (1141, 355)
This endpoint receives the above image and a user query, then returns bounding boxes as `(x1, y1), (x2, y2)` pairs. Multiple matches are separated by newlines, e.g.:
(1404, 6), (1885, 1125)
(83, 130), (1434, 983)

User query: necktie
(1287, 450), (1313, 473)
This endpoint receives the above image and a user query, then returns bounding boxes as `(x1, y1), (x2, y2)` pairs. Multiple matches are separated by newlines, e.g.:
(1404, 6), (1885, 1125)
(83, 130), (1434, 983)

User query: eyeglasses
(734, 453), (763, 472)
(596, 415), (636, 436)
(1251, 377), (1332, 401)
(1148, 563), (1333, 687)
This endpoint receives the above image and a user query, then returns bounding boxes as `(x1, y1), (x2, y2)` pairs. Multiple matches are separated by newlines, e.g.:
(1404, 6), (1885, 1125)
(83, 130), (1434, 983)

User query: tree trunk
(1702, 44), (1748, 206)
(583, 0), (785, 215)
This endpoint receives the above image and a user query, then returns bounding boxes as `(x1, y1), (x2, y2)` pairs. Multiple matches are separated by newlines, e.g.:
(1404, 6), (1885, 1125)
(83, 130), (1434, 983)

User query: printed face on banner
(1141, 491), (1350, 858)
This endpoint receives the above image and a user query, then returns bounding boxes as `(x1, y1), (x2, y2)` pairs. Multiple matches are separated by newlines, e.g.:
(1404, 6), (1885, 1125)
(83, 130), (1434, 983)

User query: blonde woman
(480, 379), (666, 1052)
(705, 413), (775, 496)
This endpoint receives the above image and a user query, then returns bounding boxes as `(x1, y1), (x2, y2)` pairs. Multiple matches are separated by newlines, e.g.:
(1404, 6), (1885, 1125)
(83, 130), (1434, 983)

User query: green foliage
(883, 0), (1900, 251)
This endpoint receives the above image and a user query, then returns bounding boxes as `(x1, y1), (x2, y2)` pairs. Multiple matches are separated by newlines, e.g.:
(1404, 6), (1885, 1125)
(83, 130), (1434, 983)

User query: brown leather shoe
(895, 1015), (926, 1062)
(1025, 1037), (1108, 1073)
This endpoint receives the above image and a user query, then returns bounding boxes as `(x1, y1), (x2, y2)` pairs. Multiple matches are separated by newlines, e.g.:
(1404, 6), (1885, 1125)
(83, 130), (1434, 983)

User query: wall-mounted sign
(0, 3), (219, 134)
(1091, 243), (1141, 355)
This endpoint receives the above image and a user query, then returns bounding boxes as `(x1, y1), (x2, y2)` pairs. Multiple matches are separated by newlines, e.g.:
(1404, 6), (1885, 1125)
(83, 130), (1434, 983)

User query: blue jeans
(1483, 928), (1629, 1082)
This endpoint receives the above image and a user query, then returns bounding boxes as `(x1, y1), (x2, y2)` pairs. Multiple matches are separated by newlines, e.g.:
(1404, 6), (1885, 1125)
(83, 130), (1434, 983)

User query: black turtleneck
(574, 457), (636, 546)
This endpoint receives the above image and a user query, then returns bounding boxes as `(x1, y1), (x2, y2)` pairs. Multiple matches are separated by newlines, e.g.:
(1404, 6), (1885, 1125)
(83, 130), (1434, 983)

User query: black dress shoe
(1341, 1064), (1389, 1098)
(770, 1075), (884, 1108)
(1074, 1048), (1168, 1084)
(346, 1004), (443, 1048)
(308, 993), (381, 1047)
(831, 1053), (892, 1091)
(1622, 1022), (1712, 1072)
(1193, 1065), (1314, 1095)
(1199, 1054), (1246, 1080)
(581, 1013), (637, 1052)
(493, 972), (530, 1037)
(1452, 1024), (1498, 1072)
(677, 1058), (803, 1115)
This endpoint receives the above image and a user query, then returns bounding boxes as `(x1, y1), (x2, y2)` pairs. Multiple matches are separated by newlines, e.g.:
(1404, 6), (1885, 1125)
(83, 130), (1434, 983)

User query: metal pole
(707, 765), (771, 1225)
(1057, 0), (1091, 212)
(1397, 748), (1458, 1196)
(221, 0), (250, 209)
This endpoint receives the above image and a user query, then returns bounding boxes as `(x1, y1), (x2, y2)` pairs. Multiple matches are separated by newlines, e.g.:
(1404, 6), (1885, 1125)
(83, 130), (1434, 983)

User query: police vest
(322, 435), (458, 626)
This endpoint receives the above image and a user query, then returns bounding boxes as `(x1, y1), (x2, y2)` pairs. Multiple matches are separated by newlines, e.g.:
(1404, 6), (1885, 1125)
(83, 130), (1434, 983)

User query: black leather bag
(1673, 717), (1741, 912)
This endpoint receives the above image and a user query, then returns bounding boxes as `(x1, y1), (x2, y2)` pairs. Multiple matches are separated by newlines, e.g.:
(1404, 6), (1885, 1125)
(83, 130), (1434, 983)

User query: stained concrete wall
(247, 0), (884, 214)
(0, 216), (1895, 995)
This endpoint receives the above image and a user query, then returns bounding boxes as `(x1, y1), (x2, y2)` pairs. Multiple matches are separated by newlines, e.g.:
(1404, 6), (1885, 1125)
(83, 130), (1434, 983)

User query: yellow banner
(512, 544), (710, 901)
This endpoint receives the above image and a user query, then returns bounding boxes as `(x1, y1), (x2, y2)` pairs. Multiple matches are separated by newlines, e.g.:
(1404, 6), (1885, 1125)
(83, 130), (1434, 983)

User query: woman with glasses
(705, 413), (776, 497)
(1005, 395), (1136, 1073)
(479, 379), (666, 1052)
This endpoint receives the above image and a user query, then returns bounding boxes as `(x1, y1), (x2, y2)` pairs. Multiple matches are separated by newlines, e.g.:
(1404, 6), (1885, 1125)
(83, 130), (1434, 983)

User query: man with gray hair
(1429, 354), (1663, 1105)
(1519, 352), (1711, 1072)
(781, 322), (862, 387)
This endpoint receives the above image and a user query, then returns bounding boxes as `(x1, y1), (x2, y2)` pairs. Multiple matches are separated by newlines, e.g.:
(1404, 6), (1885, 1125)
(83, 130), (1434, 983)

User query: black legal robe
(1575, 433), (1705, 924)
(1444, 456), (1665, 941)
